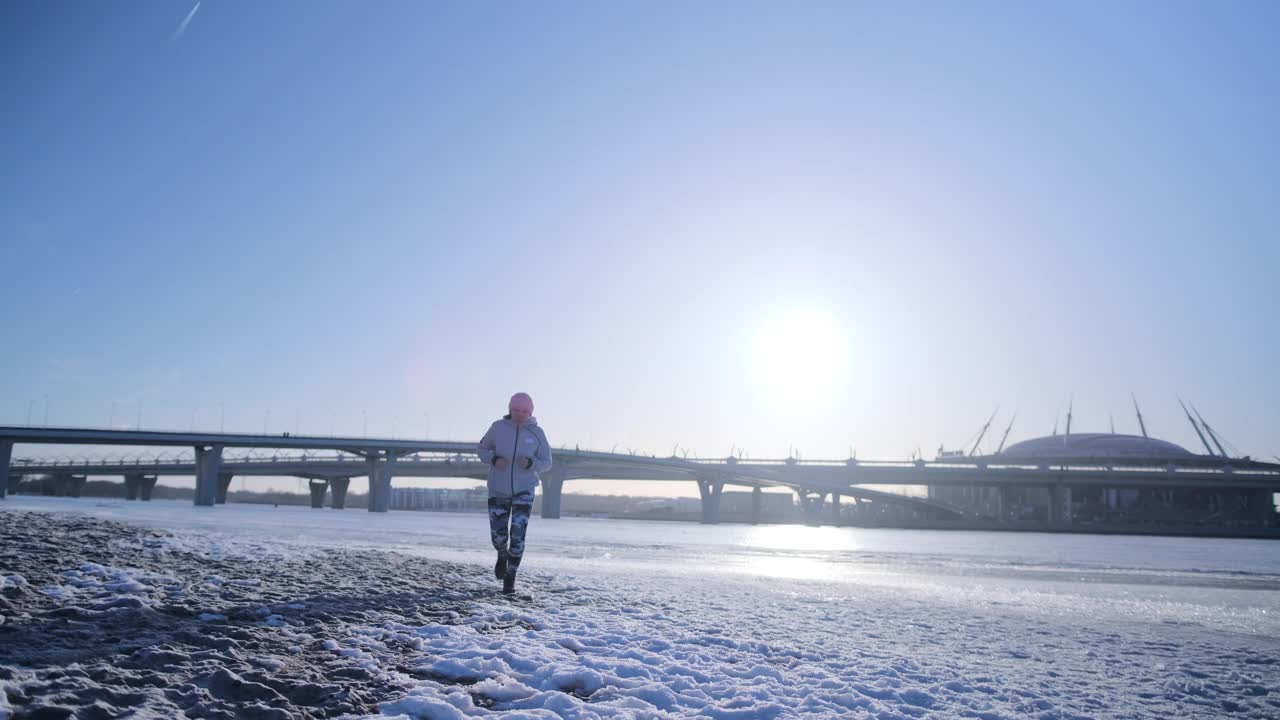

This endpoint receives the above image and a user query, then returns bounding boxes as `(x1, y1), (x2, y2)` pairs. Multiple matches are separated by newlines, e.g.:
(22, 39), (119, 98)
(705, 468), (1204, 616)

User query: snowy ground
(1, 497), (1278, 719)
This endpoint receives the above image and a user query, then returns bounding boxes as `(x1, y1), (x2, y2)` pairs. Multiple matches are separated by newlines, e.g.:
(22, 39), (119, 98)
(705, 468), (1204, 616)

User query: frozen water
(8, 496), (1276, 636)
(1, 495), (1278, 718)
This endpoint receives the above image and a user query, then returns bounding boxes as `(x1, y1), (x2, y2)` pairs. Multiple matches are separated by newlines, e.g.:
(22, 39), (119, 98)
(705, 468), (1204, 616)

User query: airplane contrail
(172, 1), (202, 41)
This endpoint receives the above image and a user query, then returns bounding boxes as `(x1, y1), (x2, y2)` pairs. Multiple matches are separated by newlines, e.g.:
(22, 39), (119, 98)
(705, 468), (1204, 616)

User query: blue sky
(4, 1), (1279, 487)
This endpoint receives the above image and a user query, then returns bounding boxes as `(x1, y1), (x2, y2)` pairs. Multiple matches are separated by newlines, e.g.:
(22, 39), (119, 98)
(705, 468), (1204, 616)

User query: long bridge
(2, 426), (1278, 527)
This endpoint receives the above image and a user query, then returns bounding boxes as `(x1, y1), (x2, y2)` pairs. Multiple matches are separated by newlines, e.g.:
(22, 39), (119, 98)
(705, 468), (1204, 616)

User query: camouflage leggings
(489, 490), (534, 561)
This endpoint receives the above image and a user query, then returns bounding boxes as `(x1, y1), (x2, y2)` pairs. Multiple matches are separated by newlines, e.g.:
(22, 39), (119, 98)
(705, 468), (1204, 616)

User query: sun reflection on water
(740, 524), (863, 553)
(734, 525), (863, 580)
(735, 553), (833, 581)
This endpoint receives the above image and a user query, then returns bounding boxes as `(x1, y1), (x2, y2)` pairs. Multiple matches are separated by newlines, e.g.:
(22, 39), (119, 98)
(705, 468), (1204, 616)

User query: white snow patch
(6, 495), (1279, 719)
(0, 574), (28, 590)
(250, 655), (287, 671)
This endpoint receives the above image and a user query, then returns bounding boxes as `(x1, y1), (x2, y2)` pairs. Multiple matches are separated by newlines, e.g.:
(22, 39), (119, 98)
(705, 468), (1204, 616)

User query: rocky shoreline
(0, 511), (505, 718)
(3, 506), (1279, 719)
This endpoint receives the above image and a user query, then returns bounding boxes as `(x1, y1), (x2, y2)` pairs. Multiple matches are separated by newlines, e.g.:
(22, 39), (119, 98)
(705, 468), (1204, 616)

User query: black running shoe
(494, 552), (508, 581)
(502, 568), (517, 595)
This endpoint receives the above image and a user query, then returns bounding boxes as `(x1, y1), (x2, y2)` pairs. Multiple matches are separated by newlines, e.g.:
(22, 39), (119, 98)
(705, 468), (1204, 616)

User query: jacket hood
(501, 414), (539, 427)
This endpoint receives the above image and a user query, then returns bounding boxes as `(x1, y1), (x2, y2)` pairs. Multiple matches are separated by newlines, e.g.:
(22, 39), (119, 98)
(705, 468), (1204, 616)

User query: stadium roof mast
(1131, 394), (1150, 442)
(1178, 396), (1218, 457)
(1191, 403), (1231, 459)
(969, 408), (999, 456)
(1064, 396), (1073, 445)
(994, 411), (1017, 455)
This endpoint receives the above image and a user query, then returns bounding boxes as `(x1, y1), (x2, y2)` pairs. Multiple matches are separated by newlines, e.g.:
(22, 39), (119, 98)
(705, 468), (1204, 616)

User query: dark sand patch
(0, 511), (500, 718)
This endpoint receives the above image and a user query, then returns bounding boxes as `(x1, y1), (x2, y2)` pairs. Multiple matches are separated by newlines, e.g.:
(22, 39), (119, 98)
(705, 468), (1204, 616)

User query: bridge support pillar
(367, 452), (397, 513)
(831, 493), (842, 526)
(47, 473), (68, 496)
(996, 485), (1010, 522)
(540, 467), (566, 519)
(0, 441), (11, 499)
(48, 473), (83, 497)
(124, 474), (139, 500)
(65, 475), (87, 498)
(308, 479), (329, 509)
(798, 490), (826, 526)
(194, 445), (224, 507)
(851, 496), (869, 526)
(697, 477), (725, 524)
(124, 473), (155, 500)
(751, 486), (763, 524)
(330, 477), (351, 509)
(215, 473), (234, 504)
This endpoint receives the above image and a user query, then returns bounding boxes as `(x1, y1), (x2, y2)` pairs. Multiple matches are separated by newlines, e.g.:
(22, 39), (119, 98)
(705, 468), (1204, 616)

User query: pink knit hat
(509, 392), (534, 413)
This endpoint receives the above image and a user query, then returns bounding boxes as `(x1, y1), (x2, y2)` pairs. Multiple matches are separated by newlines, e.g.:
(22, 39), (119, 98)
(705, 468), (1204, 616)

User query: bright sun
(749, 304), (850, 415)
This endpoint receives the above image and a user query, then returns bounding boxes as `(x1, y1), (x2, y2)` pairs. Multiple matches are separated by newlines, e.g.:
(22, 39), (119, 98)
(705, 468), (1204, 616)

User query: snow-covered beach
(2, 497), (1278, 718)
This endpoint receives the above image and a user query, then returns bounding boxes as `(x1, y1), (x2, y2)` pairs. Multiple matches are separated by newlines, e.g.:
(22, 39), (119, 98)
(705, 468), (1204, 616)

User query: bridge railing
(11, 451), (1280, 478)
(11, 449), (493, 468)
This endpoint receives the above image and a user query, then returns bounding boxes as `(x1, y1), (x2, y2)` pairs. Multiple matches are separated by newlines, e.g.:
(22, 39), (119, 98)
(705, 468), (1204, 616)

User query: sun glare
(749, 304), (850, 415)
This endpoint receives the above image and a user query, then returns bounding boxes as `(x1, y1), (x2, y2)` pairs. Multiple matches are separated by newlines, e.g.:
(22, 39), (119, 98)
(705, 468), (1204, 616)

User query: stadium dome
(998, 433), (1195, 460)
